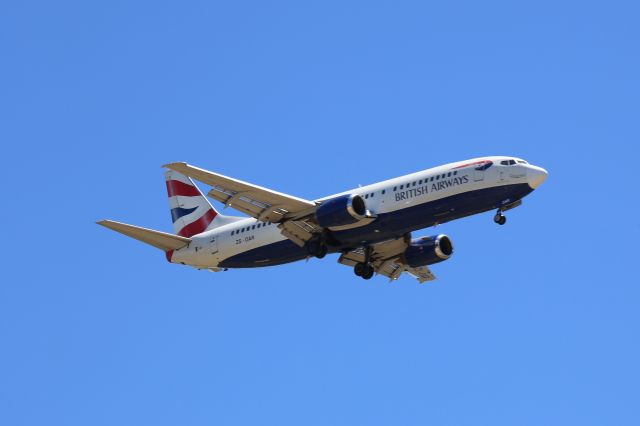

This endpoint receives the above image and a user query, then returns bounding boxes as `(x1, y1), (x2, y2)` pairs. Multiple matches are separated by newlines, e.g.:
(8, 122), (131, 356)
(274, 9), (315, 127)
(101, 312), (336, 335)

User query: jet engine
(403, 235), (454, 267)
(315, 194), (367, 228)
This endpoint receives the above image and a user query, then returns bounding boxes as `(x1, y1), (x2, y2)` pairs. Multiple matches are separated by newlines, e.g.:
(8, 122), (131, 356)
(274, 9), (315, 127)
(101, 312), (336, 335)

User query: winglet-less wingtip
(97, 219), (191, 251)
(162, 162), (188, 170)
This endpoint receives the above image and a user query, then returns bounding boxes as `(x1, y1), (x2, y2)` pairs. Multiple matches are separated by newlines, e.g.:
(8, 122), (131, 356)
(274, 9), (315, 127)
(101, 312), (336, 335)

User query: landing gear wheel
(307, 240), (328, 259)
(494, 213), (507, 225)
(361, 265), (374, 280)
(354, 263), (374, 279)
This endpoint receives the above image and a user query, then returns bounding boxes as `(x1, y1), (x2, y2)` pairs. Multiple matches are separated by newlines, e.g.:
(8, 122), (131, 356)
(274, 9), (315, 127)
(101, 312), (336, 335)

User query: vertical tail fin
(165, 170), (222, 237)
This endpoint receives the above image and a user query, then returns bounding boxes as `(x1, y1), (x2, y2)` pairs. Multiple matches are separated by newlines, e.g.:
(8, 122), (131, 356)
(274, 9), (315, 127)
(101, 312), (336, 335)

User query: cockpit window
(517, 160), (527, 164)
(501, 159), (517, 166)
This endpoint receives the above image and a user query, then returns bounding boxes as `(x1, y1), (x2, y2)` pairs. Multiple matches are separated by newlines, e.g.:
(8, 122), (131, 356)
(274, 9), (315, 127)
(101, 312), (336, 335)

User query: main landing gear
(354, 262), (375, 280)
(306, 239), (328, 259)
(353, 246), (375, 280)
(493, 212), (507, 225)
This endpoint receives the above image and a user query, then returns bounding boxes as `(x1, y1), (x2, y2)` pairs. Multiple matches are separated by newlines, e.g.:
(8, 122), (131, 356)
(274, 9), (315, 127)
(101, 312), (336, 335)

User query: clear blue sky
(1, 1), (639, 425)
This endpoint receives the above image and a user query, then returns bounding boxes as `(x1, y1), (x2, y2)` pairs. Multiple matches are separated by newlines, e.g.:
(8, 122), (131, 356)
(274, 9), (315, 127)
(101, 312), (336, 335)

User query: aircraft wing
(164, 162), (316, 222)
(164, 162), (324, 246)
(338, 237), (437, 283)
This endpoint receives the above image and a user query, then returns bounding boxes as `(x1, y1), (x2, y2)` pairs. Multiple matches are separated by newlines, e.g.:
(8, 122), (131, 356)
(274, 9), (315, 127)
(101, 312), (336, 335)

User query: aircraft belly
(218, 239), (307, 268)
(217, 183), (533, 269)
(331, 183), (533, 246)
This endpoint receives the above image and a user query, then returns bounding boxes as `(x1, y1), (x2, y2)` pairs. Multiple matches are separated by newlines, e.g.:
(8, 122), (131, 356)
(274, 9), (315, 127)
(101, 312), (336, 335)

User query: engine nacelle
(403, 234), (454, 267)
(315, 194), (367, 228)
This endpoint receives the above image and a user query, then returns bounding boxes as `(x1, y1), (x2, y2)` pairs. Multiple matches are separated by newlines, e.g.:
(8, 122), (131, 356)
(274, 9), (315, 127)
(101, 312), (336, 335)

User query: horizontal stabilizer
(97, 220), (191, 251)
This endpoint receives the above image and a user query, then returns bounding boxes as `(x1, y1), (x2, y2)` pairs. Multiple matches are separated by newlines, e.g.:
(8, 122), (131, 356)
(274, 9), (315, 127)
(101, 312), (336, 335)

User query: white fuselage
(170, 156), (546, 269)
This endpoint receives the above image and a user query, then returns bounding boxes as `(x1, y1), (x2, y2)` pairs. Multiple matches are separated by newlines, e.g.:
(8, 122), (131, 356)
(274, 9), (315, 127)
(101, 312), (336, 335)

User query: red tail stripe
(177, 209), (217, 237)
(166, 180), (201, 197)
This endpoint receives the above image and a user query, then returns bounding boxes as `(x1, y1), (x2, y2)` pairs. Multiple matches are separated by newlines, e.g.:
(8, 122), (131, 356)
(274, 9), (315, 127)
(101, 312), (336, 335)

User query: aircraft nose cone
(527, 165), (548, 189)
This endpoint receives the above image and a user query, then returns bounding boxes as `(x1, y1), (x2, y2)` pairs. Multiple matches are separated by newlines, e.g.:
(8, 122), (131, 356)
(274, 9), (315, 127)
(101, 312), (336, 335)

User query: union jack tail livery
(165, 170), (221, 237)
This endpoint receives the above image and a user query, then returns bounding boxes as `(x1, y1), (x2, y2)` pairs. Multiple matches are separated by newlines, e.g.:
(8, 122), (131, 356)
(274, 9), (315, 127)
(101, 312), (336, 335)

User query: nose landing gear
(494, 199), (522, 225)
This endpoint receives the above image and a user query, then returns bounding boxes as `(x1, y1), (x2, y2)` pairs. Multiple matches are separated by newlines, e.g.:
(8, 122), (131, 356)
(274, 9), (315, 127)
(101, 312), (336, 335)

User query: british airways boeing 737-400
(98, 157), (547, 283)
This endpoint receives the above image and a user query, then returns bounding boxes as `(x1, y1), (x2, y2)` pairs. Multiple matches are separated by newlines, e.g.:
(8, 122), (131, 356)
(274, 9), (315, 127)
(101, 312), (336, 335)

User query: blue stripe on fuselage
(219, 183), (533, 268)
(330, 182), (533, 246)
(219, 238), (307, 268)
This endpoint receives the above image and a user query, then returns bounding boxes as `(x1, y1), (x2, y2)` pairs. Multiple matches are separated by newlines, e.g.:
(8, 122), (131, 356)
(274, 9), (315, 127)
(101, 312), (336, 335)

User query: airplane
(98, 156), (548, 283)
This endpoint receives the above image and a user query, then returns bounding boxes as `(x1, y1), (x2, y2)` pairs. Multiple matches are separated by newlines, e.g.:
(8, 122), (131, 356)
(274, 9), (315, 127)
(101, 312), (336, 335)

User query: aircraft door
(499, 168), (510, 183)
(208, 234), (219, 256)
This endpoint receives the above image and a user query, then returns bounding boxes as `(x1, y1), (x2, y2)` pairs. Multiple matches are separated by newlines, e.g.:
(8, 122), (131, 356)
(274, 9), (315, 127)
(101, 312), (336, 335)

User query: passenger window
(400, 185), (404, 189)
(430, 177), (434, 182)
(436, 175), (439, 180)
(231, 230), (234, 235)
(382, 189), (386, 194)
(393, 186), (397, 191)
(252, 225), (256, 230)
(370, 193), (374, 198)
(365, 194), (369, 199)
(453, 171), (458, 175)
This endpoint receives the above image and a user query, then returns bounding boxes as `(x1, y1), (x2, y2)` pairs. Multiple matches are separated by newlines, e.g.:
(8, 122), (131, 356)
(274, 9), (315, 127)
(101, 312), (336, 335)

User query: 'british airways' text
(395, 175), (469, 202)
